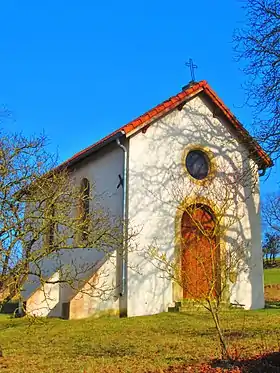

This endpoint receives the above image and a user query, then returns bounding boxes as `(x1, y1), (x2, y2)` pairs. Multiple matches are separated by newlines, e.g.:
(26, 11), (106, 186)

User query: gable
(128, 93), (255, 181)
(58, 81), (272, 171)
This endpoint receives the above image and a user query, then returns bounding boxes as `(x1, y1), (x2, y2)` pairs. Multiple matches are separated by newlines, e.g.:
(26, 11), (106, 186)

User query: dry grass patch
(0, 310), (279, 372)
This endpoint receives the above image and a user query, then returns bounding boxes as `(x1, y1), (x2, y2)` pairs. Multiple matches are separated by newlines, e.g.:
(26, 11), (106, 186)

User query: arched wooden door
(181, 204), (220, 299)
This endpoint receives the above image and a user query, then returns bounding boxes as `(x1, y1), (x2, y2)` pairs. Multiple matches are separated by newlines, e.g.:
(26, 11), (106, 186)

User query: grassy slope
(0, 310), (280, 373)
(264, 267), (280, 285)
(0, 268), (278, 373)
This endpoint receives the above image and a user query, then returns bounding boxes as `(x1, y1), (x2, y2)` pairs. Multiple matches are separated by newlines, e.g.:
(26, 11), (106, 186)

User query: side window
(45, 203), (55, 249)
(80, 178), (90, 240)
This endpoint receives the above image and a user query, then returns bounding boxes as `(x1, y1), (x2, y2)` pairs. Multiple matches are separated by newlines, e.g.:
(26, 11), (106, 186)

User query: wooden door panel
(181, 205), (218, 299)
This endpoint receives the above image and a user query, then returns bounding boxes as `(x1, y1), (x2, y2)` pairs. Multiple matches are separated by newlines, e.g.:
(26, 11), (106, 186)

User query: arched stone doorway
(181, 204), (220, 299)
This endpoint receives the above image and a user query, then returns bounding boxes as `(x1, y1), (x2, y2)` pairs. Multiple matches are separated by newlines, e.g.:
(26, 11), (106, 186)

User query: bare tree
(263, 192), (280, 233)
(262, 232), (280, 264)
(234, 0), (280, 161)
(142, 159), (255, 360)
(0, 131), (123, 311)
(263, 237), (271, 265)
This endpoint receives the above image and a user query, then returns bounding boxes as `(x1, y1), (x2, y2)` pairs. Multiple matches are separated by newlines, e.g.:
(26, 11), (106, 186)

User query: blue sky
(0, 0), (278, 193)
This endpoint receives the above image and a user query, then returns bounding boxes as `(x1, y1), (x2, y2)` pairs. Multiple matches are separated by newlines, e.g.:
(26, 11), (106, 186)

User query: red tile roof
(60, 80), (272, 170)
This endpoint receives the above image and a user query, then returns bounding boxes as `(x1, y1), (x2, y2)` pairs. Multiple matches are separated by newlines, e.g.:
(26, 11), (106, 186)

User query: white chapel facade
(24, 80), (272, 319)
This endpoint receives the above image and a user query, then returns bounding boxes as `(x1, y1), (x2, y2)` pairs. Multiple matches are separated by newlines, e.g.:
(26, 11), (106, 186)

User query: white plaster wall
(69, 253), (119, 319)
(127, 94), (264, 316)
(23, 142), (124, 318)
(72, 142), (124, 216)
(26, 271), (61, 317)
(230, 161), (264, 309)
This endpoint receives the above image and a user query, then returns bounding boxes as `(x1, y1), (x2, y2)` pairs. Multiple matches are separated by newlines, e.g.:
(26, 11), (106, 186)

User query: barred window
(80, 178), (90, 240)
(46, 203), (55, 248)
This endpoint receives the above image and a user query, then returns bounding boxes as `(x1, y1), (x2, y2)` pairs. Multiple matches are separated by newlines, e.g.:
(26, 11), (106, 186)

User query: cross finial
(185, 58), (198, 82)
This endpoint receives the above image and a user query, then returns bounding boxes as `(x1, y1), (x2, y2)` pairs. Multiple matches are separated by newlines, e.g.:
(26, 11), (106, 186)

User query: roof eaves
(124, 86), (205, 138)
(203, 84), (272, 169)
(55, 79), (272, 172)
(56, 131), (124, 171)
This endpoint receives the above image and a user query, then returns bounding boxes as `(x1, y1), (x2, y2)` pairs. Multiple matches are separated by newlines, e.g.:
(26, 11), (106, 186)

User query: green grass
(0, 310), (280, 373)
(264, 267), (280, 285)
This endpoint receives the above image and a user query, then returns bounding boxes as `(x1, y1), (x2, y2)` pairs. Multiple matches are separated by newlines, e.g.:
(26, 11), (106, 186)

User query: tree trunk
(209, 303), (231, 360)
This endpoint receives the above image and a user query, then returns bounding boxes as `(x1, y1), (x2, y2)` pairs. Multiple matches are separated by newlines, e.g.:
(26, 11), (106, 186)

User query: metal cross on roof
(185, 58), (198, 82)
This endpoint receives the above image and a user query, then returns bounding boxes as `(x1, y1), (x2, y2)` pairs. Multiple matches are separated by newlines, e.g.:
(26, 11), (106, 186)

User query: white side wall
(69, 253), (119, 319)
(127, 94), (264, 316)
(23, 142), (124, 318)
(26, 271), (61, 317)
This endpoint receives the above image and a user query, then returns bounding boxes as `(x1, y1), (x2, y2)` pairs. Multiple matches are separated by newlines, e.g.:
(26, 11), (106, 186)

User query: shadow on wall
(22, 94), (264, 318)
(23, 249), (119, 318)
(126, 94), (262, 312)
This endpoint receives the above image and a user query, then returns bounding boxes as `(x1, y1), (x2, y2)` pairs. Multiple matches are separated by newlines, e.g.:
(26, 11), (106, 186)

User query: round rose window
(185, 150), (210, 180)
